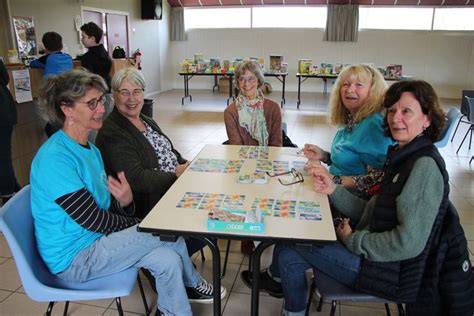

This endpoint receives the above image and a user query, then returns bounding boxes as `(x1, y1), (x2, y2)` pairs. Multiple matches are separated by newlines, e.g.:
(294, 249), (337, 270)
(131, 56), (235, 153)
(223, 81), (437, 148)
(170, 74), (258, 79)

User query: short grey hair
(111, 67), (146, 92)
(234, 60), (264, 91)
(37, 68), (108, 128)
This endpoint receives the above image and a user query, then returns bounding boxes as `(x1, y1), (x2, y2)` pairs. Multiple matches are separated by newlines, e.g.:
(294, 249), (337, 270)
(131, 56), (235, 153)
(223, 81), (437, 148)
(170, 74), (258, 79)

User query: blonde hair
(328, 64), (387, 126)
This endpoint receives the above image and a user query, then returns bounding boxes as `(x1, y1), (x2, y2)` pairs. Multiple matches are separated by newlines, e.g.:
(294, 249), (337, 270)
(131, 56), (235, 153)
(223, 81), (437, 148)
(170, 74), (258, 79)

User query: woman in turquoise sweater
(303, 64), (393, 198)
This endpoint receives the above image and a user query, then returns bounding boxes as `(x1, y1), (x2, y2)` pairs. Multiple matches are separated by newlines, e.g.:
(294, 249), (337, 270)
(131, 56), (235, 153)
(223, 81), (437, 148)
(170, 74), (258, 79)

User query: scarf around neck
(236, 89), (269, 146)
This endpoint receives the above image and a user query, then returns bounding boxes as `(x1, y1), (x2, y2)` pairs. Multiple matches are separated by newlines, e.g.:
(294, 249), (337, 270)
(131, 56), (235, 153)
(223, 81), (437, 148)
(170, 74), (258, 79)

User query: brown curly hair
(383, 80), (446, 143)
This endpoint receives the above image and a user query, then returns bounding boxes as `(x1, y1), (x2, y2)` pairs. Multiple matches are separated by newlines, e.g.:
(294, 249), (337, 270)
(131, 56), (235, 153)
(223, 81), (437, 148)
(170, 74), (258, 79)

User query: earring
(67, 116), (74, 126)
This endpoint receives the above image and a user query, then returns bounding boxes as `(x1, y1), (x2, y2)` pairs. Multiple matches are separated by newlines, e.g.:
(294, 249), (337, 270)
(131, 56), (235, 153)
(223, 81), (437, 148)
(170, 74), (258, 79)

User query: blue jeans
(58, 225), (202, 316)
(269, 242), (361, 313)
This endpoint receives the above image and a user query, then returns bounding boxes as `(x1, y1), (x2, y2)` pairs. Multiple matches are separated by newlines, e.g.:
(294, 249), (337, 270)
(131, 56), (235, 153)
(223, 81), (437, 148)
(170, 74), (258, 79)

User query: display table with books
(179, 72), (288, 108)
(138, 144), (336, 316)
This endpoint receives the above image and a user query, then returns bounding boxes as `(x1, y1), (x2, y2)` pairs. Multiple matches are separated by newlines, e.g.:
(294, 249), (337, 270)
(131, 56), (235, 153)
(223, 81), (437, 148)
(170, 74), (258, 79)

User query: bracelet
(333, 175), (342, 185)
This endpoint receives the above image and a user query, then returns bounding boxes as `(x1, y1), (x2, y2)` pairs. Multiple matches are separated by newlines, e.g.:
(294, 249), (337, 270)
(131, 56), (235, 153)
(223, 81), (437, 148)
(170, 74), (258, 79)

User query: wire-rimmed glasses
(266, 168), (304, 186)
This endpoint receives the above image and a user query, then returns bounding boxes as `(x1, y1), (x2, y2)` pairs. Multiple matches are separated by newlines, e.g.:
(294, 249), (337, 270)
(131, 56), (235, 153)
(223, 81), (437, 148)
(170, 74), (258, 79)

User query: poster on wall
(12, 16), (38, 60)
(11, 69), (33, 103)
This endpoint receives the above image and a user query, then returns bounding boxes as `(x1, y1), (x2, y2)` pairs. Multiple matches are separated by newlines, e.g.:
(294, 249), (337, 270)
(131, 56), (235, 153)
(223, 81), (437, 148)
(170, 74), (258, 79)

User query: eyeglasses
(266, 168), (304, 186)
(116, 88), (144, 98)
(76, 94), (106, 110)
(237, 76), (257, 83)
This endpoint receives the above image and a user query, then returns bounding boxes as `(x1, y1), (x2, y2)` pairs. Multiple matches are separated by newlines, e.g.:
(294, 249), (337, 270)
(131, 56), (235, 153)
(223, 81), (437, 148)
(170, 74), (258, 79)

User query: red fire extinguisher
(133, 49), (142, 70)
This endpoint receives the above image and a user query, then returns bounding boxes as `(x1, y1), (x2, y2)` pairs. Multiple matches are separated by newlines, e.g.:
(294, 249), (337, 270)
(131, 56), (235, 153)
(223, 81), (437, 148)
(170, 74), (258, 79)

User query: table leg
(202, 237), (222, 316)
(281, 75), (286, 108)
(181, 75), (192, 105)
(297, 75), (301, 109)
(251, 241), (274, 316)
(323, 78), (328, 95)
(227, 75), (234, 106)
(213, 75), (219, 92)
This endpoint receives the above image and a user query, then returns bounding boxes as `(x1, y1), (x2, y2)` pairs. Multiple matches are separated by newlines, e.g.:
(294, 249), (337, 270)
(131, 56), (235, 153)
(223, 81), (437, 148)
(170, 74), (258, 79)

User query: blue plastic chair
(435, 107), (461, 148)
(0, 185), (150, 316)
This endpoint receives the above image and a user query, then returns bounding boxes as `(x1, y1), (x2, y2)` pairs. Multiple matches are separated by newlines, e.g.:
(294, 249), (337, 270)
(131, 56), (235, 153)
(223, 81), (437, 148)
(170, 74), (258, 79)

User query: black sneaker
(186, 279), (227, 304)
(240, 269), (283, 298)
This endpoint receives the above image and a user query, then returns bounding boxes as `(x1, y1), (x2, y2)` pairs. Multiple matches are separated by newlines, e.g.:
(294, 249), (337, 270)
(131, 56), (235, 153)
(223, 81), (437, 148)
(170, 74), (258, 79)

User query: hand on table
(336, 218), (352, 242)
(108, 171), (133, 207)
(309, 164), (337, 195)
(175, 161), (191, 177)
(303, 143), (325, 161)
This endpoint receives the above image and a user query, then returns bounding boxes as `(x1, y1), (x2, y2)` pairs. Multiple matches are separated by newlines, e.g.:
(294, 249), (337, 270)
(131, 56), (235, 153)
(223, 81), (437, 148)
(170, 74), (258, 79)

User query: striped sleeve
(55, 188), (139, 235)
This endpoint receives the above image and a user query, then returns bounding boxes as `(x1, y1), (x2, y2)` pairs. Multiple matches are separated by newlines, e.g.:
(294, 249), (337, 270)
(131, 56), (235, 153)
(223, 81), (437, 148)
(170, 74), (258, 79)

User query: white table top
(139, 145), (336, 243)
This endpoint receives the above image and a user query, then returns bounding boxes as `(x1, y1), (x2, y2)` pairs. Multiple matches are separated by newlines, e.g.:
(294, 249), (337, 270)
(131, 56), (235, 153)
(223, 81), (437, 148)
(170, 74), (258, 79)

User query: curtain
(324, 5), (359, 42)
(171, 7), (187, 41)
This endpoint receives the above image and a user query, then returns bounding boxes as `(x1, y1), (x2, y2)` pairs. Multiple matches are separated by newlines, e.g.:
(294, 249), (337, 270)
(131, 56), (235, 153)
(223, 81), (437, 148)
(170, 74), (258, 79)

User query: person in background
(224, 59), (282, 147)
(303, 64), (392, 199)
(0, 58), (20, 205)
(77, 22), (112, 90)
(30, 32), (73, 77)
(255, 80), (474, 316)
(31, 69), (225, 316)
(96, 67), (205, 256)
(224, 59), (282, 254)
(30, 31), (73, 137)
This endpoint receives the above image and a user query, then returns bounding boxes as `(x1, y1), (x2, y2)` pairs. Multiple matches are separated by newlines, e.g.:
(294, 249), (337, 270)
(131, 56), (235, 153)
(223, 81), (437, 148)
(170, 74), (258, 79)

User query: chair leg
(469, 127), (473, 150)
(397, 303), (406, 316)
(456, 128), (471, 154)
(330, 300), (337, 316)
(45, 301), (55, 316)
(470, 156), (473, 164)
(63, 301), (70, 316)
(221, 240), (232, 278)
(451, 116), (463, 142)
(137, 276), (151, 316)
(115, 297), (124, 316)
(305, 278), (316, 316)
(384, 303), (391, 316)
(316, 296), (324, 312)
(200, 248), (206, 261)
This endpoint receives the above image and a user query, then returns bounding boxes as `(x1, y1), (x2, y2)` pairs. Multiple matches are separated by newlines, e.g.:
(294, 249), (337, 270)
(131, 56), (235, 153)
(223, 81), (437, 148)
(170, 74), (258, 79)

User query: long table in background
(179, 72), (288, 107)
(138, 145), (336, 315)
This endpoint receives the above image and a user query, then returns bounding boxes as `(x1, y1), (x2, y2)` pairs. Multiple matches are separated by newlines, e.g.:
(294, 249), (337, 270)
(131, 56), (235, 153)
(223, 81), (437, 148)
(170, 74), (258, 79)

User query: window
(184, 8), (251, 29)
(359, 7), (433, 30)
(433, 8), (474, 31)
(252, 7), (326, 28)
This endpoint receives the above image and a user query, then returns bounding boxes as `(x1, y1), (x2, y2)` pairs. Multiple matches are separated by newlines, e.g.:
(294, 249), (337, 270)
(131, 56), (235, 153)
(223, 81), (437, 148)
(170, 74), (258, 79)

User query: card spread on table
(251, 198), (322, 221)
(177, 192), (245, 211)
(238, 146), (269, 159)
(176, 192), (322, 221)
(189, 159), (244, 173)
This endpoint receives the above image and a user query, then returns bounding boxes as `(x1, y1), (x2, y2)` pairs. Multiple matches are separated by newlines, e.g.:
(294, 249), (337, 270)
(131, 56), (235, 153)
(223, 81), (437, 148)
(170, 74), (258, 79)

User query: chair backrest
(0, 186), (60, 300)
(435, 107), (461, 148)
(465, 96), (474, 122)
(461, 90), (474, 116)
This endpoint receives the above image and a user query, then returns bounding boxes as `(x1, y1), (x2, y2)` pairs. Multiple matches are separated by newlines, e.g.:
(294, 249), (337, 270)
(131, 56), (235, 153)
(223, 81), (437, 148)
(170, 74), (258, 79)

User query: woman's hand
(310, 164), (337, 195)
(108, 171), (133, 207)
(336, 218), (353, 241)
(175, 161), (191, 177)
(303, 143), (325, 161)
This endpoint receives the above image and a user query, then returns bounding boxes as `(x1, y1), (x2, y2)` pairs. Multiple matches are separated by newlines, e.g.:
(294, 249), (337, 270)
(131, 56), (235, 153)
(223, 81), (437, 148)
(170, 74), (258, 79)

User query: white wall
(7, 0), (166, 95)
(169, 28), (474, 98)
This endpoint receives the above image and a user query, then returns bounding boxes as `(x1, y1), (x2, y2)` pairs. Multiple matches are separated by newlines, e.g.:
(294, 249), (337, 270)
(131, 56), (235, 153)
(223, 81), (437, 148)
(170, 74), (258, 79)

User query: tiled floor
(0, 89), (472, 315)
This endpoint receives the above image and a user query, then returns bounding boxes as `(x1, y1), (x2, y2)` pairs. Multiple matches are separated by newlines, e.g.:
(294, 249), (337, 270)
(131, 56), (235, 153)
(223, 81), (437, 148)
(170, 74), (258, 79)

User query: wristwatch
(333, 175), (342, 185)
